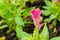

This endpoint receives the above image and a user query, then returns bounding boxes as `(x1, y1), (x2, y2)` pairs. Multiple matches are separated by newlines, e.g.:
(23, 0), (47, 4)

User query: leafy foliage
(22, 7), (34, 16)
(40, 23), (49, 40)
(24, 23), (49, 40)
(16, 25), (30, 40)
(42, 0), (60, 26)
(50, 37), (60, 40)
(0, 0), (35, 40)
(0, 0), (32, 37)
(0, 0), (60, 40)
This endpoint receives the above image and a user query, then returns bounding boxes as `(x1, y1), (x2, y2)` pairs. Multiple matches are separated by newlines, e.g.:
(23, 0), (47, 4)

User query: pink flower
(30, 9), (42, 30)
(55, 0), (60, 3)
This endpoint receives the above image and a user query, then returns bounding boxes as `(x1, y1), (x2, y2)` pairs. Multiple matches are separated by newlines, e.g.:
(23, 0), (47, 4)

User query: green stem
(24, 21), (33, 24)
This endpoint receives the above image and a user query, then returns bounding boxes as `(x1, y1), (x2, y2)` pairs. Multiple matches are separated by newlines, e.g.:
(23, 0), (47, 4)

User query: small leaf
(45, 1), (51, 6)
(57, 14), (60, 21)
(53, 19), (57, 26)
(49, 13), (58, 20)
(15, 16), (24, 26)
(0, 20), (4, 25)
(17, 2), (25, 10)
(50, 37), (60, 40)
(6, 29), (12, 33)
(2, 12), (12, 18)
(0, 25), (8, 29)
(44, 18), (51, 22)
(43, 6), (50, 10)
(22, 7), (34, 16)
(30, 0), (35, 3)
(43, 10), (51, 16)
(16, 25), (30, 40)
(33, 27), (39, 40)
(0, 0), (4, 3)
(40, 23), (49, 40)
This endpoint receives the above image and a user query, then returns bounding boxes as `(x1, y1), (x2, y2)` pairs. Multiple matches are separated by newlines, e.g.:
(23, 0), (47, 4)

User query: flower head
(31, 9), (42, 20)
(30, 9), (42, 30)
(55, 0), (60, 3)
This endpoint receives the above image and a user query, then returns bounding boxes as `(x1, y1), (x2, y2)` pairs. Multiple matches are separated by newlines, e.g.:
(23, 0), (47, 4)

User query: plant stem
(24, 21), (33, 24)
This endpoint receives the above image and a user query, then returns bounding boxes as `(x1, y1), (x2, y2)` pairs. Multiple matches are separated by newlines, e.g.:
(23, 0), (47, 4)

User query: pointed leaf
(44, 18), (51, 22)
(49, 13), (58, 20)
(45, 1), (51, 6)
(15, 16), (24, 26)
(40, 24), (49, 40)
(16, 25), (30, 40)
(43, 10), (51, 16)
(0, 25), (8, 29)
(50, 37), (60, 40)
(22, 7), (34, 16)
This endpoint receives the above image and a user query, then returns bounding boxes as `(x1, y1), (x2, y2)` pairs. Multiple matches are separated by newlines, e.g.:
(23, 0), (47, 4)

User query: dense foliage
(0, 0), (60, 40)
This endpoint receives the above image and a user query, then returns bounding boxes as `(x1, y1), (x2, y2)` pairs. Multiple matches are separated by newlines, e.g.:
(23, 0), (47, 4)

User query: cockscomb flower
(30, 9), (42, 30)
(55, 0), (60, 3)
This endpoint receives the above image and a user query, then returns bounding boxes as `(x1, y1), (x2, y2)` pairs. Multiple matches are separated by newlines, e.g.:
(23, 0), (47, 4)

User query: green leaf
(57, 13), (60, 21)
(30, 0), (35, 3)
(44, 18), (51, 22)
(50, 37), (60, 40)
(42, 10), (51, 16)
(0, 20), (4, 25)
(15, 16), (24, 26)
(0, 0), (4, 3)
(0, 25), (8, 29)
(40, 24), (49, 40)
(0, 3), (8, 12)
(16, 25), (30, 40)
(45, 1), (51, 6)
(53, 19), (57, 26)
(49, 13), (58, 20)
(22, 7), (34, 16)
(57, 17), (60, 21)
(1, 11), (12, 18)
(10, 4), (17, 14)
(17, 2), (25, 11)
(0, 4), (12, 18)
(9, 0), (15, 5)
(6, 29), (12, 33)
(43, 6), (50, 10)
(17, 2), (25, 15)
(33, 27), (39, 40)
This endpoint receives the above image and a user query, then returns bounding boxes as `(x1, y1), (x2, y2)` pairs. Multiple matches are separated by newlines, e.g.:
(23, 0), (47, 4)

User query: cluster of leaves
(15, 0), (60, 40)
(43, 0), (60, 26)
(0, 0), (33, 40)
(26, 24), (49, 40)
(0, 0), (60, 40)
(22, 23), (60, 40)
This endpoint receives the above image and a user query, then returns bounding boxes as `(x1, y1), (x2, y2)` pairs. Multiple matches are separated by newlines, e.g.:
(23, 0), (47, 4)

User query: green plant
(16, 8), (60, 40)
(0, 0), (33, 33)
(17, 23), (60, 40)
(39, 24), (60, 40)
(0, 0), (60, 40)
(42, 0), (60, 26)
(16, 0), (60, 40)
